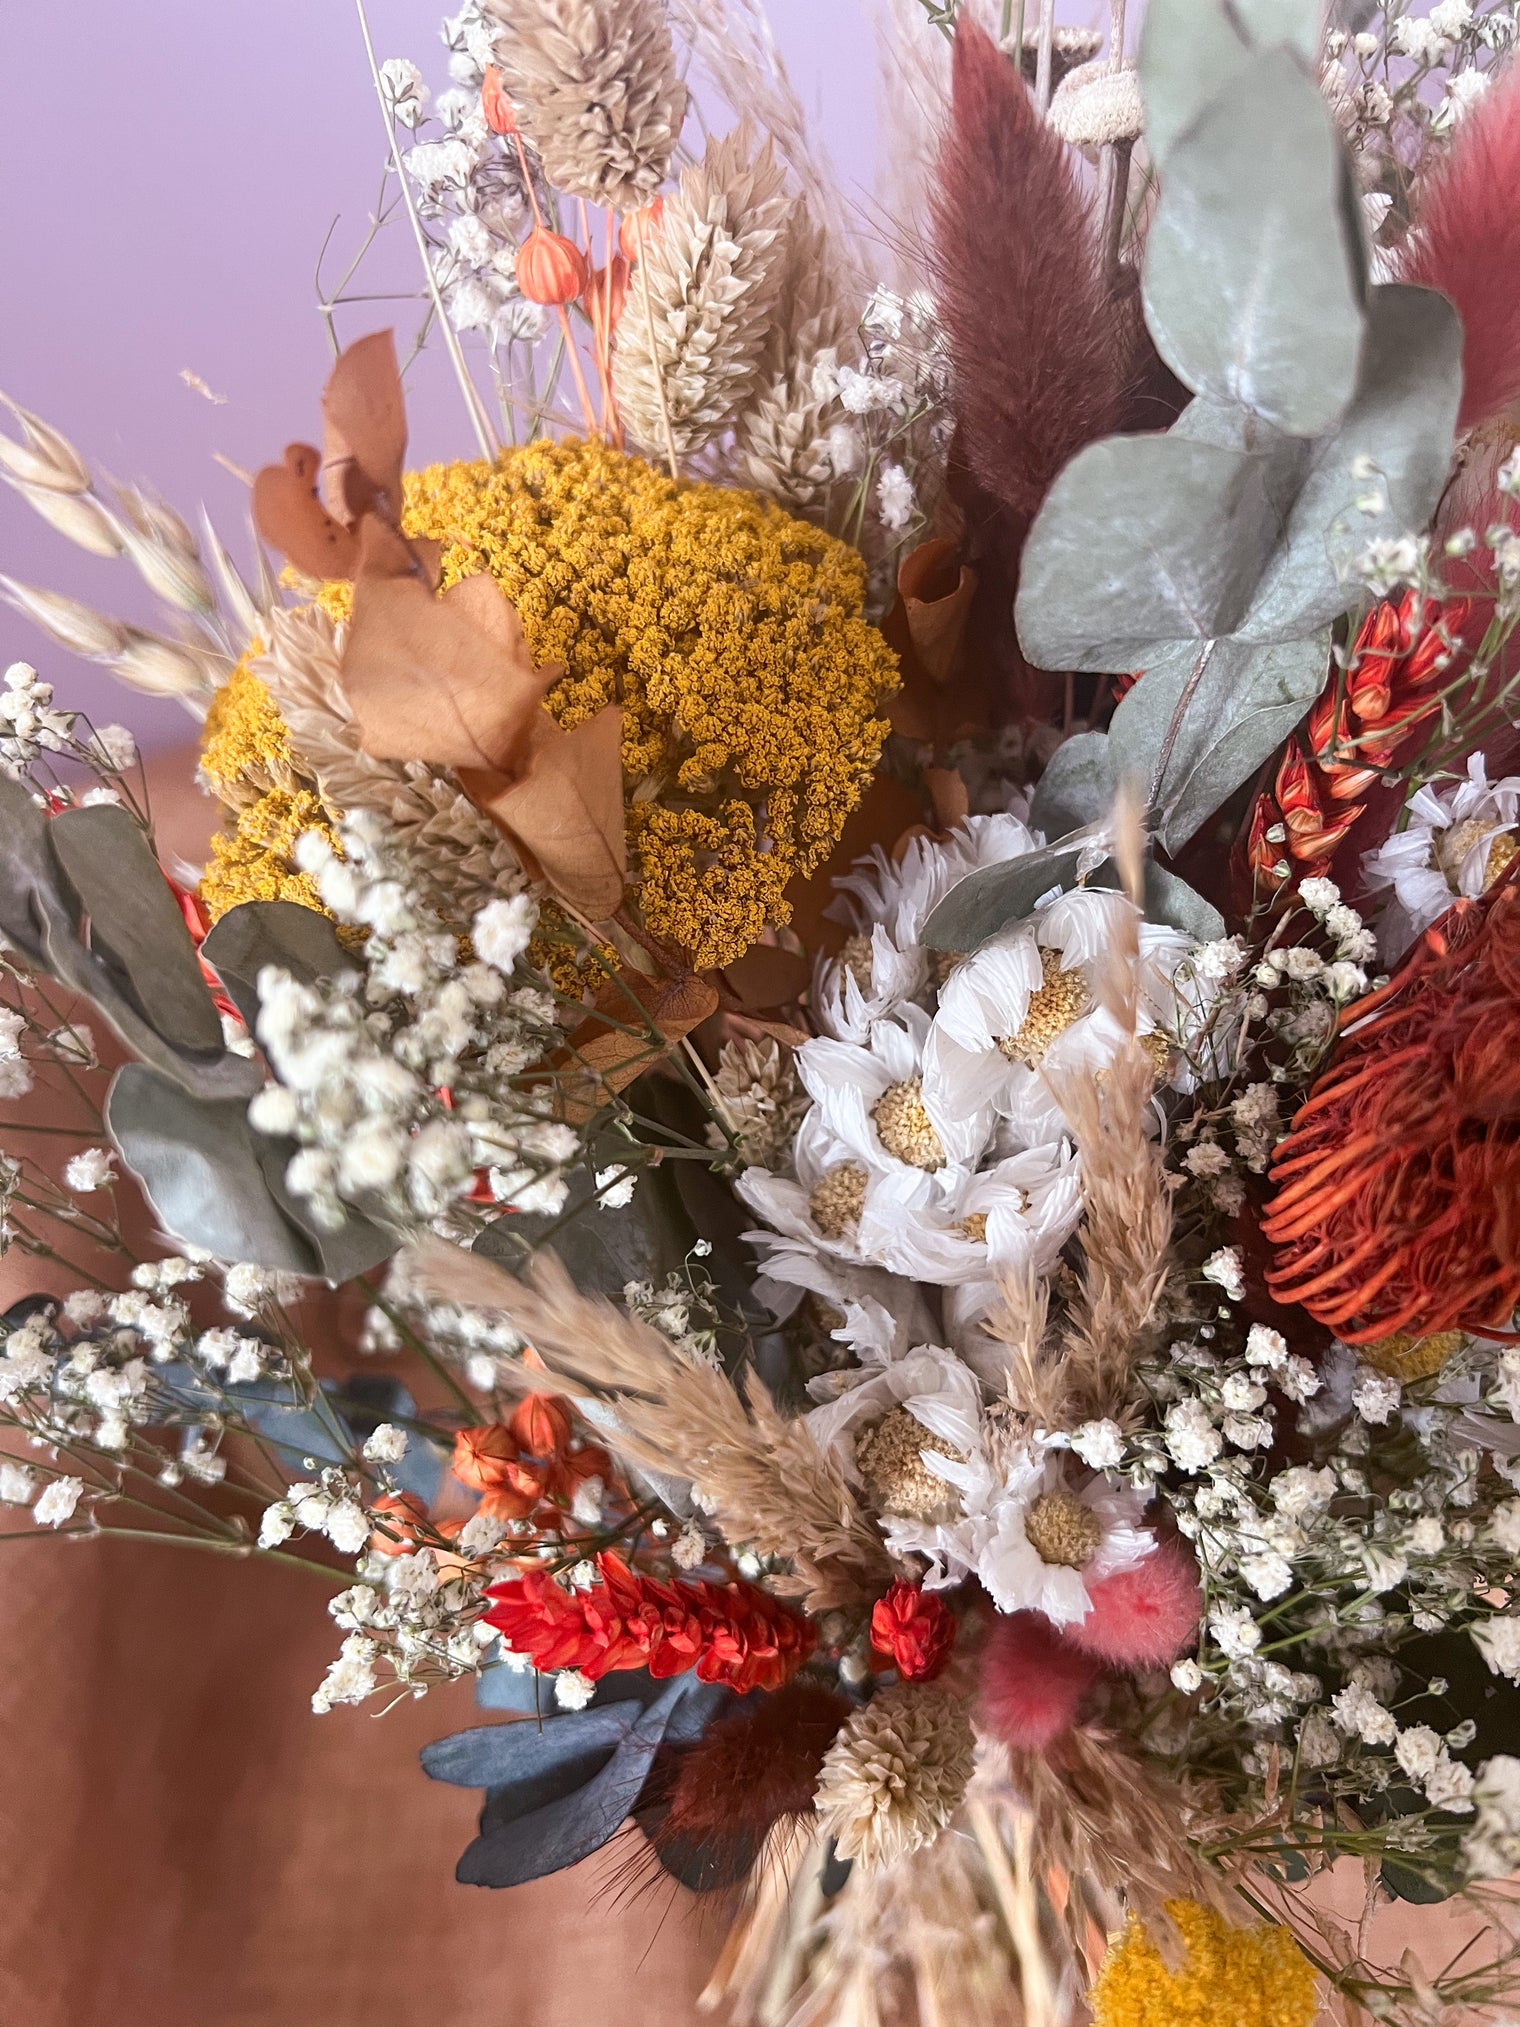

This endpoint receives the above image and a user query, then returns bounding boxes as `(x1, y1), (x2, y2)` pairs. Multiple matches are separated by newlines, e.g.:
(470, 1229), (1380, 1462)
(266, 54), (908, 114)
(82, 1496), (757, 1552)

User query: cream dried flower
(708, 1035), (809, 1170)
(614, 124), (795, 459)
(1047, 64), (1145, 149)
(482, 0), (686, 210)
(814, 1683), (974, 1870)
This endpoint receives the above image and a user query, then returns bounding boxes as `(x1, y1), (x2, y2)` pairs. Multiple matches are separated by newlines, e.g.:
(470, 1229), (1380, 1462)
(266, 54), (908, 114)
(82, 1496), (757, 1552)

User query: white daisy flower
(797, 1006), (994, 1193)
(927, 887), (1193, 1143)
(804, 1341), (987, 1492)
(885, 1439), (1156, 1625)
(868, 1141), (1083, 1289)
(1361, 756), (1520, 961)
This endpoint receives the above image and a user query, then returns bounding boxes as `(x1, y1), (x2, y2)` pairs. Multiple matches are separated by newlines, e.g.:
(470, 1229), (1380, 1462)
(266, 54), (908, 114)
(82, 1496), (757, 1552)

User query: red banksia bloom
(484, 1553), (815, 1692)
(514, 226), (588, 306)
(870, 1580), (956, 1682)
(1263, 877), (1520, 1343)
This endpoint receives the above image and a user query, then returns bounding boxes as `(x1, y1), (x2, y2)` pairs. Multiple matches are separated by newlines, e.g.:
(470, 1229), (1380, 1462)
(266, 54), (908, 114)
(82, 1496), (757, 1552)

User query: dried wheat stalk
(730, 210), (858, 517)
(482, 0), (686, 210)
(614, 124), (795, 461)
(445, 1248), (892, 1611)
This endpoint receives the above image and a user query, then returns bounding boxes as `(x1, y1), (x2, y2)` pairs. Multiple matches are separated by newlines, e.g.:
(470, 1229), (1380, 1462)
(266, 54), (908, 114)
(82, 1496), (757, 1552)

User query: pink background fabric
(0, 0), (878, 748)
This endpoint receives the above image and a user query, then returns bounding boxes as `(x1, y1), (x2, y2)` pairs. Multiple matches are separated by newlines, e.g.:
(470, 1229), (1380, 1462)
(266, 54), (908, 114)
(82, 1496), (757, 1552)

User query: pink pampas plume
(931, 22), (1129, 531)
(1401, 69), (1520, 432)
(978, 1610), (1098, 1751)
(1063, 1537), (1203, 1672)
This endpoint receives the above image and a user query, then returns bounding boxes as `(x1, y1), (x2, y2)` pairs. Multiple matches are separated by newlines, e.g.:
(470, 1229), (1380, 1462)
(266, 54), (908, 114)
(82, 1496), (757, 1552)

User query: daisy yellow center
(1487, 832), (1519, 886)
(996, 948), (1089, 1066)
(1436, 818), (1518, 891)
(840, 933), (875, 992)
(809, 1163), (869, 1239)
(1024, 1490), (1103, 1569)
(872, 1079), (945, 1170)
(856, 1406), (961, 1520)
(1359, 1329), (1464, 1382)
(959, 1212), (989, 1244)
(930, 949), (964, 988)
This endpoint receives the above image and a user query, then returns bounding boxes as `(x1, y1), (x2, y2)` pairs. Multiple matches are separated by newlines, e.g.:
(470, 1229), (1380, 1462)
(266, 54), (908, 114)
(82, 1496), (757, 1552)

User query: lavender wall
(0, 0), (878, 748)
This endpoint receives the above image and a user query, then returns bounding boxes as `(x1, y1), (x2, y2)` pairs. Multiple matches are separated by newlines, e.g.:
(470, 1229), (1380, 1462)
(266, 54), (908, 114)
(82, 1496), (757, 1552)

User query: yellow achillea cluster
(1091, 1901), (1317, 2027)
(198, 655), (340, 921)
(322, 437), (897, 971)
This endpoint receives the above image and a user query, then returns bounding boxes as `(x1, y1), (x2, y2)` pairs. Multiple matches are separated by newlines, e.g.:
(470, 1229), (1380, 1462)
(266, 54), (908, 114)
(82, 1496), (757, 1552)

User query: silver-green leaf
(1142, 46), (1365, 437)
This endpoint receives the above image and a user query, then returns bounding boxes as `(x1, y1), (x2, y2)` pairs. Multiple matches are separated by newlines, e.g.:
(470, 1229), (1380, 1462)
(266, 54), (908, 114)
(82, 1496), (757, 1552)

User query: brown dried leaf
(720, 942), (810, 1012)
(251, 444), (359, 581)
(463, 705), (627, 919)
(321, 330), (407, 524)
(899, 537), (978, 685)
(341, 517), (558, 775)
(924, 764), (970, 831)
(557, 964), (720, 1117)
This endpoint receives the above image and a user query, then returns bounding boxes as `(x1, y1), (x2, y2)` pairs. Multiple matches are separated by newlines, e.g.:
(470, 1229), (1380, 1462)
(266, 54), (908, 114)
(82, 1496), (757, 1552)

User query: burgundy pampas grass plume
(931, 21), (1129, 535)
(657, 1682), (850, 1859)
(1063, 1538), (1203, 1671)
(978, 1610), (1098, 1751)
(1400, 67), (1520, 432)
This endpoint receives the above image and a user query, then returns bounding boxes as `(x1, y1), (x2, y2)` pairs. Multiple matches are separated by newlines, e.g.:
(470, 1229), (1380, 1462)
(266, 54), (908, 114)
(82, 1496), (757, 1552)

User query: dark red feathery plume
(932, 22), (1129, 532)
(1401, 67), (1520, 433)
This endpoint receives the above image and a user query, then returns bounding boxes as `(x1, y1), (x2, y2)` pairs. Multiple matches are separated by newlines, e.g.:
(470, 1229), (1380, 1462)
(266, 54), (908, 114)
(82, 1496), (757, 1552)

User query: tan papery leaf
(463, 705), (627, 919)
(341, 517), (558, 775)
(924, 764), (970, 831)
(321, 330), (407, 524)
(251, 444), (360, 581)
(558, 964), (720, 1115)
(898, 537), (977, 687)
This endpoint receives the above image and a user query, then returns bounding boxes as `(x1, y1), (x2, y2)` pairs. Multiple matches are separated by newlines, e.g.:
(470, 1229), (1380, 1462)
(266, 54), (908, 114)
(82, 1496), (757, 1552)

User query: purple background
(0, 1), (1025, 748)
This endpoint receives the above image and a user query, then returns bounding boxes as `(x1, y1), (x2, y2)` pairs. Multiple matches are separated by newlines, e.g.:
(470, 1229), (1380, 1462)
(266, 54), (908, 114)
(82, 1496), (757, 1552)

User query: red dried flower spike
(514, 226), (588, 306)
(870, 1580), (956, 1682)
(1263, 875), (1520, 1343)
(484, 1552), (815, 1693)
(481, 65), (518, 137)
(1245, 590), (1470, 892)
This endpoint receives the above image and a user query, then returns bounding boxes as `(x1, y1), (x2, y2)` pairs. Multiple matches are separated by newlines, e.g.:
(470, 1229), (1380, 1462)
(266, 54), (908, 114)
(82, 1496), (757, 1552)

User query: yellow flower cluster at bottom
(1090, 1900), (1317, 2027)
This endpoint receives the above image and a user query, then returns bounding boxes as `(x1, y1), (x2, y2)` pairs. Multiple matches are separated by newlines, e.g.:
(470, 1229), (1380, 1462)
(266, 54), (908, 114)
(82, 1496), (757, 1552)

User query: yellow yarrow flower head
(1091, 1900), (1317, 2027)
(321, 438), (898, 972)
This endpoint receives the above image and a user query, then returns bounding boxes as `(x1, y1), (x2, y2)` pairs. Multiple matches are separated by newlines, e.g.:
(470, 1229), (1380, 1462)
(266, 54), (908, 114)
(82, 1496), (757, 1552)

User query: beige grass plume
(729, 210), (858, 517)
(614, 124), (794, 461)
(482, 0), (686, 211)
(406, 1240), (892, 1612)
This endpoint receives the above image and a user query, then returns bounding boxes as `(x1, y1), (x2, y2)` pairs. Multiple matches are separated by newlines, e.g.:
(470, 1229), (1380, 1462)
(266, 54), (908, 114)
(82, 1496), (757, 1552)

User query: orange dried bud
(508, 1392), (573, 1461)
(515, 226), (588, 305)
(1345, 597), (1403, 724)
(618, 198), (665, 261)
(452, 1423), (523, 1493)
(582, 253), (629, 331)
(481, 66), (518, 137)
(1273, 740), (1323, 836)
(479, 1468), (547, 1522)
(370, 1491), (428, 1557)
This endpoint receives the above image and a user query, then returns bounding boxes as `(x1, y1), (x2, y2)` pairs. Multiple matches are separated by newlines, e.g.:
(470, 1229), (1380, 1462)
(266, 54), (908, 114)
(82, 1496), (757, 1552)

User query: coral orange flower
(870, 1581), (956, 1682)
(480, 65), (517, 137)
(515, 226), (588, 306)
(1263, 875), (1520, 1342)
(1245, 591), (1470, 892)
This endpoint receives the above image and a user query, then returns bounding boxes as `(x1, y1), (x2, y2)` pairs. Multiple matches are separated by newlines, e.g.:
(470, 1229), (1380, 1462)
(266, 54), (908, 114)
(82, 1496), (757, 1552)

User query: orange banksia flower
(1245, 592), (1470, 892)
(1263, 876), (1520, 1342)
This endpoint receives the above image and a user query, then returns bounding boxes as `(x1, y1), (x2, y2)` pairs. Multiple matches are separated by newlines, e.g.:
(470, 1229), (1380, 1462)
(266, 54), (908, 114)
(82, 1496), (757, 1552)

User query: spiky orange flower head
(1263, 874), (1520, 1343)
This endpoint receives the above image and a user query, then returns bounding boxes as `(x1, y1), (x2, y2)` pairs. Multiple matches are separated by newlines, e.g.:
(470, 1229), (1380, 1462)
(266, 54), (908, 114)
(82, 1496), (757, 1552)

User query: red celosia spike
(1244, 793), (1292, 891)
(1399, 65), (1520, 432)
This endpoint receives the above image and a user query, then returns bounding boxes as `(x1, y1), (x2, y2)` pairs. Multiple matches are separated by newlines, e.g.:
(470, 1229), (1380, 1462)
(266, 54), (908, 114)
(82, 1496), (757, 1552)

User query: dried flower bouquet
(5, 1), (1520, 2022)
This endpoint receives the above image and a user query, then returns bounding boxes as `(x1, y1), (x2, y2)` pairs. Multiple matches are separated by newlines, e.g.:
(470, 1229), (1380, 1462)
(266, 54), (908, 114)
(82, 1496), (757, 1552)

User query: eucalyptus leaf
(1138, 0), (1253, 167)
(1027, 732), (1117, 839)
(423, 1700), (644, 1797)
(1014, 434), (1284, 674)
(1142, 47), (1364, 437)
(1091, 861), (1228, 941)
(0, 776), (81, 966)
(1237, 285), (1464, 642)
(200, 899), (358, 1034)
(107, 1064), (319, 1269)
(49, 805), (224, 1055)
(255, 1138), (396, 1282)
(920, 843), (1089, 954)
(1110, 631), (1332, 856)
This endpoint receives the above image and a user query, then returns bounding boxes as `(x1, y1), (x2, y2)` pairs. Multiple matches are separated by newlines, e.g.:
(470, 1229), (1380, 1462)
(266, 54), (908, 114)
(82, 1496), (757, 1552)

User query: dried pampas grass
(428, 1247), (893, 1612)
(482, 0), (687, 210)
(615, 124), (795, 461)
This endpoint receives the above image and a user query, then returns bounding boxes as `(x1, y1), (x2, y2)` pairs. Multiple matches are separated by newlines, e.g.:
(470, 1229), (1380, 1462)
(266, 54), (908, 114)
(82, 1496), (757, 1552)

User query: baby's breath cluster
(247, 813), (578, 1234)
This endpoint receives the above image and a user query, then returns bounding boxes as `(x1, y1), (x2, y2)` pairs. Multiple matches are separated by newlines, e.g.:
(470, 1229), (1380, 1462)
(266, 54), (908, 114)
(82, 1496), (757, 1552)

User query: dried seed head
(872, 1077), (946, 1170)
(515, 226), (590, 305)
(0, 577), (128, 660)
(808, 1161), (868, 1239)
(0, 475), (122, 557)
(996, 946), (1090, 1065)
(1024, 1489), (1103, 1569)
(118, 524), (217, 616)
(0, 393), (90, 492)
(113, 629), (217, 698)
(855, 1406), (961, 1520)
